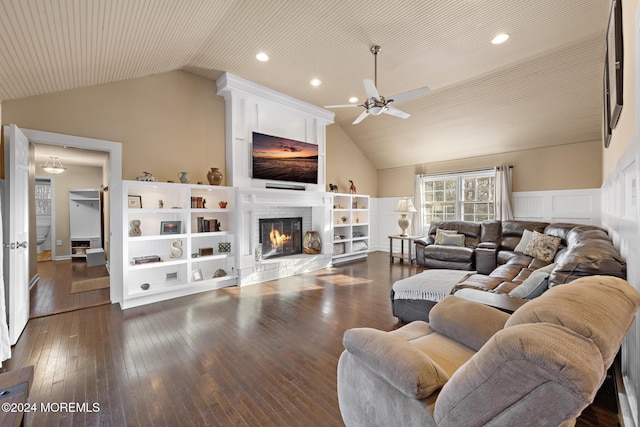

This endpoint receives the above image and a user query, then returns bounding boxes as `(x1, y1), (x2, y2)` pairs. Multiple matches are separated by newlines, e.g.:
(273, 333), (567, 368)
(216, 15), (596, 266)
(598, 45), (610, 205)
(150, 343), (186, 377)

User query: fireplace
(259, 217), (303, 259)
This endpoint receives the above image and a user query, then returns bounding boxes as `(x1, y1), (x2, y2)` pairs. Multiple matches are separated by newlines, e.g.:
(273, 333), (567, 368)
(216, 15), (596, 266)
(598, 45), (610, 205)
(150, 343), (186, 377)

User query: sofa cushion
(342, 327), (449, 399)
(435, 228), (458, 244)
(429, 296), (510, 351)
(423, 245), (474, 263)
(499, 221), (548, 251)
(513, 229), (533, 253)
(440, 233), (465, 247)
(506, 276), (640, 368)
(523, 231), (561, 262)
(434, 323), (605, 426)
(508, 263), (556, 299)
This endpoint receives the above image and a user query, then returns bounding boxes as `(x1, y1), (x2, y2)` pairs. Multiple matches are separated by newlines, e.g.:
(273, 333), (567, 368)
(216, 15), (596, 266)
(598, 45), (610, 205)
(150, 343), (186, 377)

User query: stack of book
(197, 217), (220, 233)
(191, 197), (206, 208)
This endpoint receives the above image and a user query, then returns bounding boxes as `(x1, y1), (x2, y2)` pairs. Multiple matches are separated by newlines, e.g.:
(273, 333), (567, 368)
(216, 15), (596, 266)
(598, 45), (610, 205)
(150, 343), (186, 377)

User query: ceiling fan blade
(384, 106), (410, 119)
(352, 110), (370, 125)
(363, 79), (380, 99)
(325, 104), (361, 108)
(388, 86), (431, 105)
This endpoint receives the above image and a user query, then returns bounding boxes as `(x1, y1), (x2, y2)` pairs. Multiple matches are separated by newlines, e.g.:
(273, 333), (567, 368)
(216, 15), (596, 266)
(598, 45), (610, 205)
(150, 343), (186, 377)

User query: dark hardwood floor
(4, 251), (617, 426)
(31, 259), (110, 318)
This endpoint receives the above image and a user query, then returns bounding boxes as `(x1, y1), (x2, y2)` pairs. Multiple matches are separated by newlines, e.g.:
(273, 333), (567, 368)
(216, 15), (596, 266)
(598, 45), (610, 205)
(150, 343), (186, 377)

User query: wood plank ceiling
(0, 0), (610, 169)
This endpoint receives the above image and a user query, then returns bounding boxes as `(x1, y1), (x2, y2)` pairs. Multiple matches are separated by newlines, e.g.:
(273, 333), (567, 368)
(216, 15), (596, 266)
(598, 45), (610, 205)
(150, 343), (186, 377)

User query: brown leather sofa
(394, 220), (627, 322)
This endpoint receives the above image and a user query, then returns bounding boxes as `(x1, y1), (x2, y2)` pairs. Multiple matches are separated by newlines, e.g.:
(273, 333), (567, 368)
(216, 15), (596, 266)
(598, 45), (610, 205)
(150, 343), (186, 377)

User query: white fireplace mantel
(216, 73), (335, 285)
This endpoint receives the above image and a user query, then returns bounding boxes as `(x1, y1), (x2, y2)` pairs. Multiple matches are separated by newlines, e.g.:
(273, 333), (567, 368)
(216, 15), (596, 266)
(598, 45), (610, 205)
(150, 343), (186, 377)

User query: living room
(0, 1), (639, 425)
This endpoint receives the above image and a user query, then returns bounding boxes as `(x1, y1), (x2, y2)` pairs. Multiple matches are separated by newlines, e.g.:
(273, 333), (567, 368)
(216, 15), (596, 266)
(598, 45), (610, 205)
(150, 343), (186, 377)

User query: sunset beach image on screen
(252, 132), (318, 184)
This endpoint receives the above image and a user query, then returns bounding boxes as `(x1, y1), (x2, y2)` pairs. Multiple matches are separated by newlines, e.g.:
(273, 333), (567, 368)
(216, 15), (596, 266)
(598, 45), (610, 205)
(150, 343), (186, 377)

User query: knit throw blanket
(392, 270), (476, 301)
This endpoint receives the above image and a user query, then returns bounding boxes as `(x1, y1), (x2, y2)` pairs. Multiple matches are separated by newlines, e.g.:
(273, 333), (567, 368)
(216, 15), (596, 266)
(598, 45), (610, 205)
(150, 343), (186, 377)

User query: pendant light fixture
(42, 156), (67, 174)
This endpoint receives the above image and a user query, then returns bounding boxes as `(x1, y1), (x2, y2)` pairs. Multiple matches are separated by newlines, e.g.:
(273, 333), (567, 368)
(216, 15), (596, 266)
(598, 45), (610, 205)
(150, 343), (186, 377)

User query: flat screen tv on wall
(252, 132), (318, 184)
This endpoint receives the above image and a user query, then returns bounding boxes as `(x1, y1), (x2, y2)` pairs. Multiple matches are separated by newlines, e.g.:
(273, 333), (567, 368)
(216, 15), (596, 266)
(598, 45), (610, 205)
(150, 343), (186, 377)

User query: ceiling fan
(325, 45), (431, 124)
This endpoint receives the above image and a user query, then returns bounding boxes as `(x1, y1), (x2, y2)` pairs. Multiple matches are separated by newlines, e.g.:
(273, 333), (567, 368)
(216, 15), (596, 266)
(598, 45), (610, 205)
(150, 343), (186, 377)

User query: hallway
(30, 259), (110, 318)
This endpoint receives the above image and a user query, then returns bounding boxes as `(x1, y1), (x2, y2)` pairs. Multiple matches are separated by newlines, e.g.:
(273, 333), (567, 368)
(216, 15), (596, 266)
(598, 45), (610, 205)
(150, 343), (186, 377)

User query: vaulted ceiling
(0, 0), (610, 170)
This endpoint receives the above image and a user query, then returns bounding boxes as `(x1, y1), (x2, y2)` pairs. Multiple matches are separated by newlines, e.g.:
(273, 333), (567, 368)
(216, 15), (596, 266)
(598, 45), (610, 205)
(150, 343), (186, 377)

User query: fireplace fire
(259, 217), (302, 259)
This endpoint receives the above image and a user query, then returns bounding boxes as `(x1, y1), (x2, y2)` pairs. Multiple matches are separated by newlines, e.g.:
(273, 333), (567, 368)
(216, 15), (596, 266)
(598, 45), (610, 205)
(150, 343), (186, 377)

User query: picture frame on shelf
(128, 195), (142, 209)
(607, 0), (623, 129)
(192, 269), (203, 282)
(160, 220), (182, 235)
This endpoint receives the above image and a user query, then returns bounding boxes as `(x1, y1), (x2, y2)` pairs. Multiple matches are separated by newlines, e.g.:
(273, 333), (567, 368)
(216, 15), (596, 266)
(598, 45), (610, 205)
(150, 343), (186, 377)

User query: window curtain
(411, 175), (425, 236)
(0, 194), (12, 366)
(494, 165), (514, 220)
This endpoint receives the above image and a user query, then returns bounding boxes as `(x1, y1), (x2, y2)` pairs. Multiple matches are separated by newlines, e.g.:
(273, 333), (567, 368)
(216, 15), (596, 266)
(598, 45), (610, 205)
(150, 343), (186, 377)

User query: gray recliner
(337, 276), (640, 427)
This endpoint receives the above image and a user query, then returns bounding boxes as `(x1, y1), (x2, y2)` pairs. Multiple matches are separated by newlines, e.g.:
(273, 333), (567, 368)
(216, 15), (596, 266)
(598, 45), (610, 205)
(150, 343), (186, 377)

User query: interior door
(3, 124), (30, 344)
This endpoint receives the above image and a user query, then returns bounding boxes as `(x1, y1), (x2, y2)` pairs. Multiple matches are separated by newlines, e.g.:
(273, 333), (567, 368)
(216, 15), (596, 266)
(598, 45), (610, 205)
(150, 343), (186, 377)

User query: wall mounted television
(252, 132), (318, 184)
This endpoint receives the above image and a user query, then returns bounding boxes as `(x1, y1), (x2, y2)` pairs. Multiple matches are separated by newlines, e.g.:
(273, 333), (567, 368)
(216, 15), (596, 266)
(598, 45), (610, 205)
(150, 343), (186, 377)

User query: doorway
(31, 144), (111, 317)
(19, 128), (123, 318)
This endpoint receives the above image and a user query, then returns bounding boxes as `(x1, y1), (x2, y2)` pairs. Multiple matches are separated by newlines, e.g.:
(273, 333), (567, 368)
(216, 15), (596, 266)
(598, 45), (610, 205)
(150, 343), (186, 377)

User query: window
(419, 169), (495, 228)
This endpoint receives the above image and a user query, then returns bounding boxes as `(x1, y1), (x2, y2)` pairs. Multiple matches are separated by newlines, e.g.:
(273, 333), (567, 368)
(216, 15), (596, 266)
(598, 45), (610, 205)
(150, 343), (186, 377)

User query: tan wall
(603, 0), (639, 178)
(2, 71), (226, 184)
(326, 124), (378, 197)
(378, 140), (602, 197)
(51, 165), (103, 257)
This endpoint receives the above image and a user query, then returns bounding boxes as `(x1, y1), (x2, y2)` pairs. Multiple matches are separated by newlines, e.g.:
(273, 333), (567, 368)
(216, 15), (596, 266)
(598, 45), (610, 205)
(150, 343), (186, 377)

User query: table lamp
(394, 198), (417, 236)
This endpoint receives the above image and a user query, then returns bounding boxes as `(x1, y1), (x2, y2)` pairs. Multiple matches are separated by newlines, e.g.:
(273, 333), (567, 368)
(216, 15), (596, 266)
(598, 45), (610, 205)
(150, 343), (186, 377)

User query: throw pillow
(523, 231), (561, 262)
(440, 233), (465, 247)
(435, 228), (457, 245)
(514, 229), (533, 254)
(509, 263), (557, 299)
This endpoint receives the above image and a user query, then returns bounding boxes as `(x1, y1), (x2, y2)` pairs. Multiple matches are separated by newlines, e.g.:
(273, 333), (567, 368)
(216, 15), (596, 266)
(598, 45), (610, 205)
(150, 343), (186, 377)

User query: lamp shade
(394, 198), (417, 213)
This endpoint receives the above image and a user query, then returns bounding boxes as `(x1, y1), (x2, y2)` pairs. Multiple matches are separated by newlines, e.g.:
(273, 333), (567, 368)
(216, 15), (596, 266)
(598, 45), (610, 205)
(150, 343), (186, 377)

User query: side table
(388, 235), (418, 264)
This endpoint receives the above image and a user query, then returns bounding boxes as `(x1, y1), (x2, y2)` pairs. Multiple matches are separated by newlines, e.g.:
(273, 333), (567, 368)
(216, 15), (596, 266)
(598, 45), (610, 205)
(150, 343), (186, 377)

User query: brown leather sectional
(393, 220), (627, 322)
(415, 220), (626, 293)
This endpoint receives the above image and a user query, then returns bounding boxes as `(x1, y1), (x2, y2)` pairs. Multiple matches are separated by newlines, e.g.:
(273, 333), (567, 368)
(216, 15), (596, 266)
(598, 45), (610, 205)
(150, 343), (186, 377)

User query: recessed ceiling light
(256, 52), (269, 62)
(310, 78), (321, 86)
(491, 33), (510, 45)
(348, 97), (358, 103)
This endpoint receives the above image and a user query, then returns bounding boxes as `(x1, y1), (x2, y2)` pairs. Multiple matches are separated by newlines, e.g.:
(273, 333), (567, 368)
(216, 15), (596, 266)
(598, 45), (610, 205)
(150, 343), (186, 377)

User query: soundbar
(265, 182), (307, 191)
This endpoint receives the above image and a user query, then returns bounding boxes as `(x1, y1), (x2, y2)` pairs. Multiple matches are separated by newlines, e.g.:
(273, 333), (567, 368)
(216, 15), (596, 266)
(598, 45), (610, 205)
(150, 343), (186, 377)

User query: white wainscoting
(512, 188), (601, 225)
(601, 134), (640, 427)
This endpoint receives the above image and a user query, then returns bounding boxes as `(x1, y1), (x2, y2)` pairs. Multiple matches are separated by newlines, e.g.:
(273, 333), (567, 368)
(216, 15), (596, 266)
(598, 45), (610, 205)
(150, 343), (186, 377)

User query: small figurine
(349, 180), (356, 194)
(329, 183), (339, 193)
(159, 199), (164, 209)
(129, 220), (141, 237)
(136, 171), (157, 182)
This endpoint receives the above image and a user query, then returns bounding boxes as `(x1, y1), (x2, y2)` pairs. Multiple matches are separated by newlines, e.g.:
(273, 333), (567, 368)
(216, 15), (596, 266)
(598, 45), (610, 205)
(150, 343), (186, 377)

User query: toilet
(36, 225), (50, 254)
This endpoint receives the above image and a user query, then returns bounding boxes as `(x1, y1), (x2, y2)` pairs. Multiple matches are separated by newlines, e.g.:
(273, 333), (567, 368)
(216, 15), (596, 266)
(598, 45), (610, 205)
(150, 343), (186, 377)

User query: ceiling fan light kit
(325, 45), (430, 124)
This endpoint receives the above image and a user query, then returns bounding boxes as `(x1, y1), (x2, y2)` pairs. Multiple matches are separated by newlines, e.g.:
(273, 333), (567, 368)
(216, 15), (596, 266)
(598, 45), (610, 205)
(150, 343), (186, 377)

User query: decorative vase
(178, 171), (190, 183)
(303, 231), (322, 254)
(207, 167), (223, 185)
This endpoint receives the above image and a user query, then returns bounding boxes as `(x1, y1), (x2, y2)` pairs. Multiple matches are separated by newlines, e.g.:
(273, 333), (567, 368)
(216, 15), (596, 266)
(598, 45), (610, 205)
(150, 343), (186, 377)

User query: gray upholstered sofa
(338, 276), (640, 427)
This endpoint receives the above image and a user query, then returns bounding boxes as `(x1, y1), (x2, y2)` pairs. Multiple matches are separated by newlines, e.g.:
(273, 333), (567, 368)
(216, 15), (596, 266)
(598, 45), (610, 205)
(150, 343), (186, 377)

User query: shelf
(128, 208), (186, 214)
(126, 275), (237, 299)
(128, 233), (188, 241)
(191, 231), (233, 237)
(128, 259), (187, 270)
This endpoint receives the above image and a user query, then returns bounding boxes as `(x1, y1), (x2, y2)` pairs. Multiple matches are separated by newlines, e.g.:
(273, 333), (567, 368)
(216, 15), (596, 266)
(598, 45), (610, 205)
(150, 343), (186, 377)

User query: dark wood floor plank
(1, 251), (618, 426)
(31, 259), (110, 318)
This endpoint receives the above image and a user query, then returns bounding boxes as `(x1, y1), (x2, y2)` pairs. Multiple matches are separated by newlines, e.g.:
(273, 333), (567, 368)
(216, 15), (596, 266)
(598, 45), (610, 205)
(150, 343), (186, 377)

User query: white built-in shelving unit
(69, 188), (102, 259)
(122, 180), (237, 308)
(331, 193), (370, 263)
